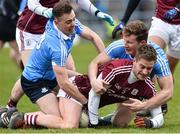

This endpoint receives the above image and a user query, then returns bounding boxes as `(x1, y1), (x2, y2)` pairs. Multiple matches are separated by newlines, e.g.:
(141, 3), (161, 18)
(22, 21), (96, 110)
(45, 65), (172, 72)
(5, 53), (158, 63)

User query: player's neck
(128, 71), (138, 84)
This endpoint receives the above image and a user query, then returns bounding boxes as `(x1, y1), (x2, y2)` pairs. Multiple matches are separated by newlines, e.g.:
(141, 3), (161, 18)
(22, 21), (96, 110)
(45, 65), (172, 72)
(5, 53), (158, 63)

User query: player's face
(123, 34), (143, 57)
(55, 10), (76, 36)
(133, 58), (155, 80)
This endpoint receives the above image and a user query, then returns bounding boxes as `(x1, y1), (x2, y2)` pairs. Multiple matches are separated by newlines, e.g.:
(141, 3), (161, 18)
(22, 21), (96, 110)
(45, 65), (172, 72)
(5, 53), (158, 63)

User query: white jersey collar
(53, 21), (70, 40)
(128, 70), (138, 84)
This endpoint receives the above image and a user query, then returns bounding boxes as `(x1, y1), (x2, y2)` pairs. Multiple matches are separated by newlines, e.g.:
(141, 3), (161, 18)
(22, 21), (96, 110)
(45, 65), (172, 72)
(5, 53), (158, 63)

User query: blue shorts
(21, 75), (57, 103)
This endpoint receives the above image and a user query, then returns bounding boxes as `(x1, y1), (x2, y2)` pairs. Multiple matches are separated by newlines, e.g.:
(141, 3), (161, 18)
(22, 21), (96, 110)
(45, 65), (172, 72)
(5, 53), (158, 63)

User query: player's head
(122, 20), (148, 56)
(53, 0), (75, 36)
(133, 45), (157, 80)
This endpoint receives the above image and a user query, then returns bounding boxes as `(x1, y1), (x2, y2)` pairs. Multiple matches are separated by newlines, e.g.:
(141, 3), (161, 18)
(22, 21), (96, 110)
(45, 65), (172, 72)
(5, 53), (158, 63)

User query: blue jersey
(23, 19), (83, 81)
(106, 39), (170, 78)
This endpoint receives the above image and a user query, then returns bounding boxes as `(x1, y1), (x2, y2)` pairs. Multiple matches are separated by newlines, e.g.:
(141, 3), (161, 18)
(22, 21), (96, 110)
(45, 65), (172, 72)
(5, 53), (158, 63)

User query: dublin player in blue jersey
(0, 0), (106, 128)
(88, 20), (173, 126)
(21, 0), (105, 114)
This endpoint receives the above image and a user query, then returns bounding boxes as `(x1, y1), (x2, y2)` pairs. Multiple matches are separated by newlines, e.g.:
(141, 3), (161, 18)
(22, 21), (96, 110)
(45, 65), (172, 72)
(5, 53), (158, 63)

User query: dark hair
(53, 0), (72, 18)
(123, 20), (148, 42)
(135, 45), (157, 62)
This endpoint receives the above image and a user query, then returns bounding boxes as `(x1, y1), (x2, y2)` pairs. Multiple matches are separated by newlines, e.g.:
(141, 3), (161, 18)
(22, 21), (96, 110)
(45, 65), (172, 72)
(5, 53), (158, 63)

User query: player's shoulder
(111, 59), (132, 65)
(109, 39), (125, 47)
(106, 39), (125, 54)
(148, 41), (165, 55)
(105, 59), (133, 69)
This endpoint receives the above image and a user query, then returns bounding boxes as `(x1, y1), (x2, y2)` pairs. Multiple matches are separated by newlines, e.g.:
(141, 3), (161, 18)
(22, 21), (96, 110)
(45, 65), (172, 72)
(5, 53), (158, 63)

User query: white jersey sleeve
(27, 0), (48, 16)
(71, 0), (98, 15)
(88, 73), (103, 125)
(150, 106), (164, 128)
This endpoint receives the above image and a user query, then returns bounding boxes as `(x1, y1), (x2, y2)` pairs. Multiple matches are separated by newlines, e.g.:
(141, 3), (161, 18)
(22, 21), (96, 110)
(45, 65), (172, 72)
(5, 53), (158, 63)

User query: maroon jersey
(74, 59), (156, 108)
(17, 0), (58, 34)
(155, 0), (180, 24)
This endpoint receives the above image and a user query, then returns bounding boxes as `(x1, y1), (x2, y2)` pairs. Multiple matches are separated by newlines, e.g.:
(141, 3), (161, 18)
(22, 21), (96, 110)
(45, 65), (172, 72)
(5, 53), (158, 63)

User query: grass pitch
(0, 42), (180, 133)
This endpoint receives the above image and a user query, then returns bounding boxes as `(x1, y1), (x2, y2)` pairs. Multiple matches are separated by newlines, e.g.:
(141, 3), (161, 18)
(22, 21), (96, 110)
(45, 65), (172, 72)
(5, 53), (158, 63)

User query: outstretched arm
(80, 25), (105, 53)
(72, 0), (114, 26)
(53, 65), (87, 105)
(163, 3), (180, 22)
(112, 0), (141, 39)
(27, 0), (53, 18)
(88, 52), (111, 94)
(121, 0), (141, 24)
(122, 74), (173, 111)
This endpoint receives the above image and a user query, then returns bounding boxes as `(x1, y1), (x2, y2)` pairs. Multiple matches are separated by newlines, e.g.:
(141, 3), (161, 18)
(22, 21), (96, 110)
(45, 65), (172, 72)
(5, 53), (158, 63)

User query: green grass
(0, 42), (180, 133)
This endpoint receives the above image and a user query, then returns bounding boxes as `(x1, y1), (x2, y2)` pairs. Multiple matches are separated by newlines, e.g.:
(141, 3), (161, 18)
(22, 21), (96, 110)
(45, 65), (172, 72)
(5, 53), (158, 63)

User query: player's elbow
(165, 88), (173, 101)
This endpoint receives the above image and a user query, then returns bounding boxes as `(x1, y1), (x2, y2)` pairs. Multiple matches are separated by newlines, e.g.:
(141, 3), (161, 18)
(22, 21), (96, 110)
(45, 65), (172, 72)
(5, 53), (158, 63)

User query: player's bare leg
(8, 96), (82, 129)
(6, 50), (32, 109)
(9, 40), (23, 70)
(0, 41), (5, 48)
(112, 103), (135, 127)
(59, 97), (82, 128)
(36, 93), (60, 116)
(148, 36), (166, 49)
(166, 54), (179, 75)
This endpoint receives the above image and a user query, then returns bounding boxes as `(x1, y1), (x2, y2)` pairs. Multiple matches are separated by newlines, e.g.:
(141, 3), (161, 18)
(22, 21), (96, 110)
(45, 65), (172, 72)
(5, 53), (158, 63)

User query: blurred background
(74, 0), (156, 42)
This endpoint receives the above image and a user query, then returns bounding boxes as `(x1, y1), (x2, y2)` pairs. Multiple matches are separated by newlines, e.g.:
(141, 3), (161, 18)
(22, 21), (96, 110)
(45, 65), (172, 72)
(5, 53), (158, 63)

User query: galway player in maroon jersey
(7, 45), (163, 129)
(88, 44), (163, 128)
(110, 0), (179, 118)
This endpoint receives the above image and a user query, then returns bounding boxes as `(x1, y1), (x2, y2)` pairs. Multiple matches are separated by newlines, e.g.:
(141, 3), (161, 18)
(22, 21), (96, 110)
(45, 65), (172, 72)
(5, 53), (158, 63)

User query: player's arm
(134, 106), (164, 128)
(150, 106), (164, 128)
(53, 65), (87, 105)
(88, 87), (101, 126)
(88, 72), (109, 126)
(27, 0), (53, 18)
(66, 69), (82, 77)
(80, 25), (105, 53)
(142, 75), (173, 110)
(112, 0), (141, 38)
(144, 75), (173, 109)
(163, 3), (180, 21)
(72, 0), (114, 26)
(88, 52), (111, 95)
(122, 75), (173, 111)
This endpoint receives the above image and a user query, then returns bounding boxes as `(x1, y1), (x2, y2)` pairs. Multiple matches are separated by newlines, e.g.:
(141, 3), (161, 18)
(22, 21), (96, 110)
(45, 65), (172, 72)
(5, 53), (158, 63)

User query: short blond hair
(135, 45), (157, 62)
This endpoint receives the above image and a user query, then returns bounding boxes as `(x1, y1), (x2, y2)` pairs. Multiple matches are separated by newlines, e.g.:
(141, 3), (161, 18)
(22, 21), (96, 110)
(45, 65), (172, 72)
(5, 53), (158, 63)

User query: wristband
(95, 10), (100, 16)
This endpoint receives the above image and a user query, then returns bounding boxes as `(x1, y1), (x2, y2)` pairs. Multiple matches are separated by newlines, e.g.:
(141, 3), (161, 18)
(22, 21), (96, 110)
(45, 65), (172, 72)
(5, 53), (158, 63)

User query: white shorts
(16, 28), (43, 52)
(148, 17), (180, 58)
(57, 76), (82, 106)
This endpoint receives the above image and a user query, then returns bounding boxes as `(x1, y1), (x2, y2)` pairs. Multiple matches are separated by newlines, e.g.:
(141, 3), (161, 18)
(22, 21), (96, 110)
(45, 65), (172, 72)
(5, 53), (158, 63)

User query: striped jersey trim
(104, 65), (132, 83)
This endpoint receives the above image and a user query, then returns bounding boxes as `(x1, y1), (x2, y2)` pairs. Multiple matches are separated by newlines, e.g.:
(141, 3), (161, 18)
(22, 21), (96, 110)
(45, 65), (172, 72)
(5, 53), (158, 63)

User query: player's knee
(112, 117), (129, 128)
(9, 50), (20, 62)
